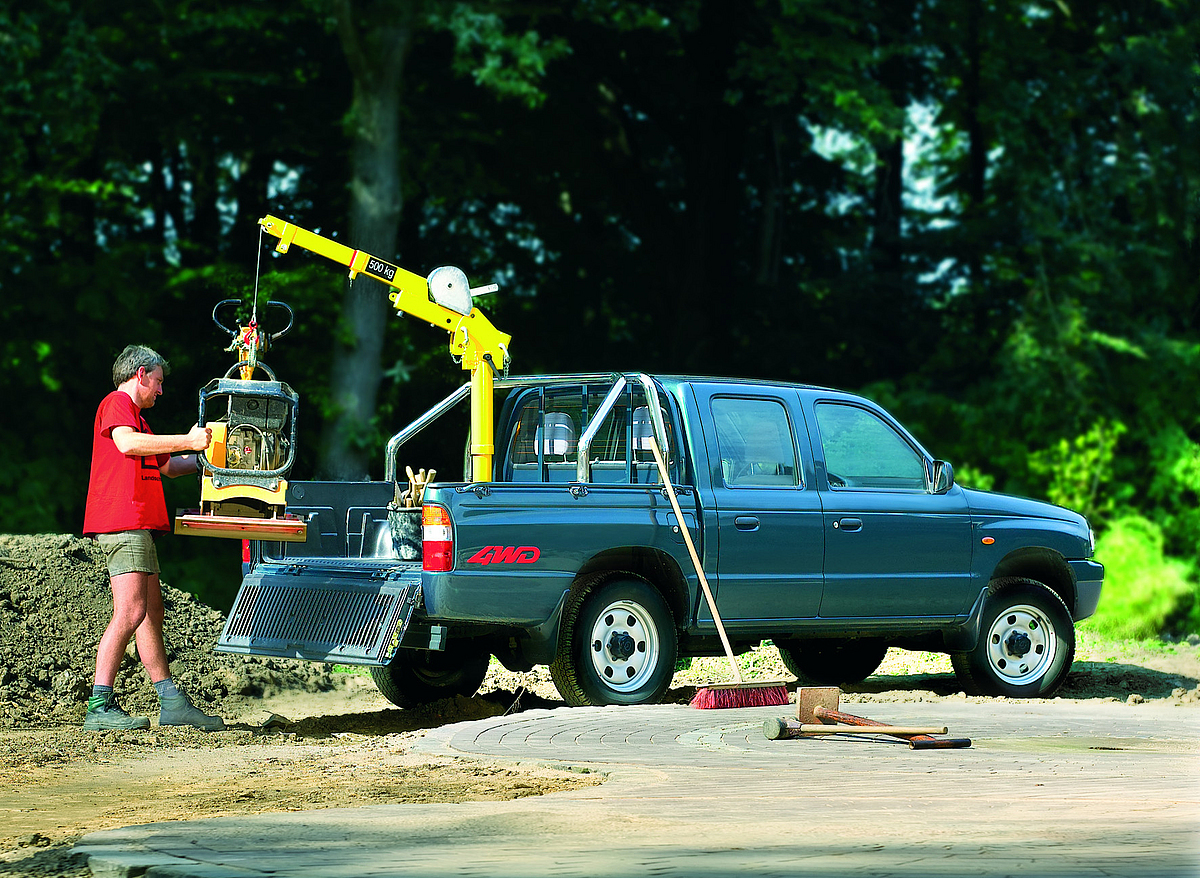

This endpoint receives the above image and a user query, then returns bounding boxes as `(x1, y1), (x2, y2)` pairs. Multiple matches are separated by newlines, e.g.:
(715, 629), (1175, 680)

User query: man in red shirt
(83, 344), (224, 731)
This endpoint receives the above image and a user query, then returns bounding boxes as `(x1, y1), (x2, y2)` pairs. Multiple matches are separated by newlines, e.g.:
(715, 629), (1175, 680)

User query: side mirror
(931, 460), (955, 494)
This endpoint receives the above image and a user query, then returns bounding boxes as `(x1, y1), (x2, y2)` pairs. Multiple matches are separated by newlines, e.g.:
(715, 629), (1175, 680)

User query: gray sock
(88, 685), (115, 711)
(154, 678), (181, 701)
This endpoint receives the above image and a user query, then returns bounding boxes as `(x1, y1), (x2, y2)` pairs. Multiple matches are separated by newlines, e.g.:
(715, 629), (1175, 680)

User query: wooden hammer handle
(765, 718), (948, 739)
(814, 705), (898, 728)
(813, 706), (972, 749)
(799, 723), (949, 736)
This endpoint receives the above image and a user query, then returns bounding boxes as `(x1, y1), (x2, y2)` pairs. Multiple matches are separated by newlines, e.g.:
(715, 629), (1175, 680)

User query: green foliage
(1027, 419), (1126, 521)
(1141, 385), (1200, 557)
(951, 464), (994, 492)
(430, 3), (571, 108)
(1086, 516), (1198, 639)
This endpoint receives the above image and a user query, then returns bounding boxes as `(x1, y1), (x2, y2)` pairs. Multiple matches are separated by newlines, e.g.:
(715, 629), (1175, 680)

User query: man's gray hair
(112, 345), (170, 388)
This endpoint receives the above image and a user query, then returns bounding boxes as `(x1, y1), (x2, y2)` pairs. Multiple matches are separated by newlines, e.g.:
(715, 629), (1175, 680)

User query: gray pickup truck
(217, 372), (1103, 706)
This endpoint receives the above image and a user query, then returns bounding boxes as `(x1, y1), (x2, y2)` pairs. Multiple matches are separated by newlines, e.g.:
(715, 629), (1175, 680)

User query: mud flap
(216, 560), (421, 665)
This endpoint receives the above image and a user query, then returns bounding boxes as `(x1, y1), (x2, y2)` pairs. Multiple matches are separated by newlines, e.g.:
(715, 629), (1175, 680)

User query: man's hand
(186, 424), (212, 452)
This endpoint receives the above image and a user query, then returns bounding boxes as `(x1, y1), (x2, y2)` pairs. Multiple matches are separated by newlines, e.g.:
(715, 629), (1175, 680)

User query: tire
(951, 578), (1075, 697)
(370, 646), (491, 709)
(550, 575), (677, 707)
(776, 638), (888, 685)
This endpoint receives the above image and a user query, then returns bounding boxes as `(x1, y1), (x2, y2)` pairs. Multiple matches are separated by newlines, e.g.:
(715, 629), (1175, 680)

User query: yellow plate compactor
(174, 299), (307, 542)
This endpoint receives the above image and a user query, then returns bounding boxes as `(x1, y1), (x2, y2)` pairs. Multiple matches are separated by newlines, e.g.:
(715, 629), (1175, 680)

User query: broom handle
(647, 436), (742, 684)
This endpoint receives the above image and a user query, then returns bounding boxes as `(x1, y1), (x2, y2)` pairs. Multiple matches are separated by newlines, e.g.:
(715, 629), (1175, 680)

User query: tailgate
(216, 559), (421, 665)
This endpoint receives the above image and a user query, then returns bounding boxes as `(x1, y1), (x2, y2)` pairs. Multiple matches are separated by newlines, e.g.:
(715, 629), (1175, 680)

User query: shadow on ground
(1057, 661), (1197, 698)
(282, 689), (566, 738)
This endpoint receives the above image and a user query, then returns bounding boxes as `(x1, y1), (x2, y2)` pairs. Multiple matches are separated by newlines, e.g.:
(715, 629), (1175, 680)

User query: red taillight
(422, 505), (453, 572)
(241, 539), (251, 565)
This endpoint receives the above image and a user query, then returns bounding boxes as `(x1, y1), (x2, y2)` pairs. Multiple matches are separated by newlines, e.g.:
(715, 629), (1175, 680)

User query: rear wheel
(776, 638), (888, 685)
(370, 646), (491, 709)
(550, 575), (677, 707)
(951, 578), (1075, 697)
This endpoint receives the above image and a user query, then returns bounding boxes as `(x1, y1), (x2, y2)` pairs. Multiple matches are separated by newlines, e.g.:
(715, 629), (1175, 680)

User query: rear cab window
(501, 382), (674, 484)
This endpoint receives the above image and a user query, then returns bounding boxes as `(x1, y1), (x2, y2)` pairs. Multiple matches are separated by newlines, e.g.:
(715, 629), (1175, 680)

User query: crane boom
(258, 215), (512, 482)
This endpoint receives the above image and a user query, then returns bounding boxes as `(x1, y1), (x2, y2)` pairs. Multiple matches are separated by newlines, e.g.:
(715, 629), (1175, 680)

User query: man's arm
(111, 424), (211, 457)
(160, 453), (201, 479)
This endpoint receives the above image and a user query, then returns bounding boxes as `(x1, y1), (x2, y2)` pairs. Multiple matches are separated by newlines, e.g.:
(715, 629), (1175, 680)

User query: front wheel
(951, 578), (1075, 697)
(370, 646), (491, 709)
(550, 575), (677, 707)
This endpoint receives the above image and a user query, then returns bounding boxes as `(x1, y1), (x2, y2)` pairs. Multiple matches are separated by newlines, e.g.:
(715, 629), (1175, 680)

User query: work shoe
(83, 694), (150, 731)
(158, 694), (225, 731)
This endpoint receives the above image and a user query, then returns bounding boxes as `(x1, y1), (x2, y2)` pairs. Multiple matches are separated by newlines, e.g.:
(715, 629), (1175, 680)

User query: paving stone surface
(75, 699), (1200, 877)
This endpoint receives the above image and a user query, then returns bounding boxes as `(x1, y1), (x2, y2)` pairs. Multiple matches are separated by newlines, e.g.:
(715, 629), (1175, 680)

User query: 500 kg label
(366, 257), (398, 283)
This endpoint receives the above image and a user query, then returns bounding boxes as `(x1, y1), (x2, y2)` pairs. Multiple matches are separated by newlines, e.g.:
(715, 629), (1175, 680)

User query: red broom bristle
(690, 683), (790, 709)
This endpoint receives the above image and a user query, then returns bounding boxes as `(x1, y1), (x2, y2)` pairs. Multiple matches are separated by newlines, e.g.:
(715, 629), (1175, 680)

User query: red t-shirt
(83, 391), (172, 536)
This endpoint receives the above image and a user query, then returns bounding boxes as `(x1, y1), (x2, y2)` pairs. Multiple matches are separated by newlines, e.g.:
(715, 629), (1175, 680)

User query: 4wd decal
(467, 546), (541, 565)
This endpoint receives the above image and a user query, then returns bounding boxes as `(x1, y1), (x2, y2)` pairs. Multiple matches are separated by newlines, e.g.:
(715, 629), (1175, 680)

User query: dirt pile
(0, 534), (338, 727)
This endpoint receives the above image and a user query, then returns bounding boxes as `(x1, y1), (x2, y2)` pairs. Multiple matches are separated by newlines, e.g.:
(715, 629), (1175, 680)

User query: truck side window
(711, 398), (798, 487)
(814, 403), (925, 490)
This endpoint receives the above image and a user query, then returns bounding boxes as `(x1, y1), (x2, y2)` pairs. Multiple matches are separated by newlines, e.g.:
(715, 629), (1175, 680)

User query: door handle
(833, 517), (863, 532)
(734, 516), (760, 532)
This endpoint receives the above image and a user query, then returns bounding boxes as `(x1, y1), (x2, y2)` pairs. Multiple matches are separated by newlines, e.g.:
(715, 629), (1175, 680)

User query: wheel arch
(549, 565), (680, 706)
(989, 547), (1076, 611)
(571, 545), (689, 633)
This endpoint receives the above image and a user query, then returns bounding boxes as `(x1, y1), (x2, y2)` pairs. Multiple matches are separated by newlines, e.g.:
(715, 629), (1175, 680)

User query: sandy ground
(3, 640), (1199, 878)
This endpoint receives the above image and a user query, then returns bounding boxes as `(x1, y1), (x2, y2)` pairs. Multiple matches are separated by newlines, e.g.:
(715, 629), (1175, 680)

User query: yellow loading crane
(258, 215), (512, 483)
(175, 215), (512, 543)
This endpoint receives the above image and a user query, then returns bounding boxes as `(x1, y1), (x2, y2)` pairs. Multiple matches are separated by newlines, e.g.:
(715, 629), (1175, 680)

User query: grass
(1076, 627), (1190, 662)
(331, 664), (372, 677)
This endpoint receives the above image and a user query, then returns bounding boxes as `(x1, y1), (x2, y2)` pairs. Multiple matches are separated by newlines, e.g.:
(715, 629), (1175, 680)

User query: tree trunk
(963, 0), (986, 287)
(672, 0), (748, 370)
(320, 0), (416, 479)
(755, 113), (784, 289)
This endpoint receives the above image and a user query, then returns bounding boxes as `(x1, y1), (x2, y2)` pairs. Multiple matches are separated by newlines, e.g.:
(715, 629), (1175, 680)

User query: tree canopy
(2, 0), (1196, 622)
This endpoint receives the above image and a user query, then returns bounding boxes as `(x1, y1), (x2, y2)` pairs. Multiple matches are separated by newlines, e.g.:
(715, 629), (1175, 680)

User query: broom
(646, 436), (788, 709)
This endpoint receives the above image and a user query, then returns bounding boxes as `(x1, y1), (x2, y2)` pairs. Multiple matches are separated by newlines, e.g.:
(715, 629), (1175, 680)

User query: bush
(1085, 515), (1199, 638)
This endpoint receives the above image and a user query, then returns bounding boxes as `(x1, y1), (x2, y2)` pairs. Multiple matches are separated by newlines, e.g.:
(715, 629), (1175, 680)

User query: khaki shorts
(96, 531), (160, 577)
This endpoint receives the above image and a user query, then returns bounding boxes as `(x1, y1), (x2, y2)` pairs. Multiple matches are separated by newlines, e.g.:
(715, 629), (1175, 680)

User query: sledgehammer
(796, 686), (972, 750)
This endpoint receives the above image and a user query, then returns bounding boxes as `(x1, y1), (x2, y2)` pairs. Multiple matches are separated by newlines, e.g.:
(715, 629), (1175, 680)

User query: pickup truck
(216, 372), (1103, 706)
